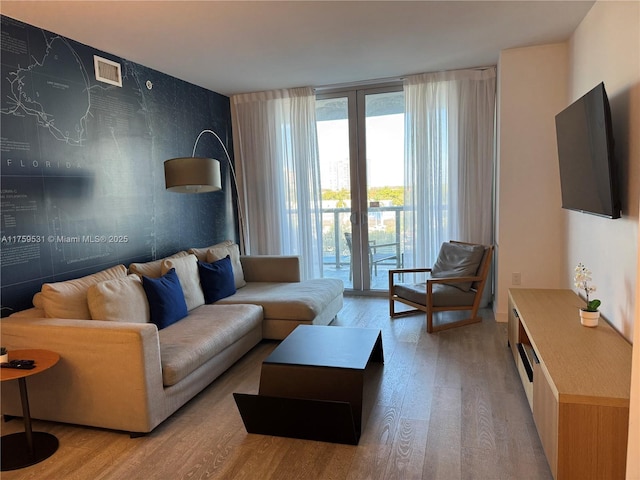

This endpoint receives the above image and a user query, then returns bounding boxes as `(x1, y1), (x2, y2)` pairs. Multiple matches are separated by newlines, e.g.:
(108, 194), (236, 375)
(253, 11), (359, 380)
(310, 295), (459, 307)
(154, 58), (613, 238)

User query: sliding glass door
(317, 85), (404, 292)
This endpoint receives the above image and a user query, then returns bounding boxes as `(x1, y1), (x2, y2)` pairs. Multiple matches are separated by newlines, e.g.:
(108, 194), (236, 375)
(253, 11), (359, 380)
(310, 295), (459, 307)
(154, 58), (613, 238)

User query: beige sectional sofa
(1, 242), (343, 435)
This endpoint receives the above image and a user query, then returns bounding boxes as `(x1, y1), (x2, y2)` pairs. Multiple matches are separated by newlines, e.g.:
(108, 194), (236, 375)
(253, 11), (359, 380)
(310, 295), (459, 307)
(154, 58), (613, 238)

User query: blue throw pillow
(142, 268), (188, 329)
(198, 256), (236, 304)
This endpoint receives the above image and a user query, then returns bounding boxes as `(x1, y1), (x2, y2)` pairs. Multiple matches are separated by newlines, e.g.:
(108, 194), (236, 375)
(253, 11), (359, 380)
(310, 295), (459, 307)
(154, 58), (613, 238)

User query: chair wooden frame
(388, 241), (494, 333)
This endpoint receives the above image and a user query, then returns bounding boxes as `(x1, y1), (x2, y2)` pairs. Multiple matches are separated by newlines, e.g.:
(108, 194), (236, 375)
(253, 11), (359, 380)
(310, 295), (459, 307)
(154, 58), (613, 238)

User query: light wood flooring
(1, 296), (552, 480)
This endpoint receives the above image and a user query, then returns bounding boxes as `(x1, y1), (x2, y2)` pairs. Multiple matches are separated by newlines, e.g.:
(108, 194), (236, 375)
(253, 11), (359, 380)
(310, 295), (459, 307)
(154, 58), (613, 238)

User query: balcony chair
(388, 240), (493, 333)
(344, 232), (402, 280)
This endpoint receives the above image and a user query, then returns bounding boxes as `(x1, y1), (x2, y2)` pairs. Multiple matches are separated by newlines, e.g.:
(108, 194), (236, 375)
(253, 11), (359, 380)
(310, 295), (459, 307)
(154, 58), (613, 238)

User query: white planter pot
(0, 353), (8, 363)
(580, 309), (600, 327)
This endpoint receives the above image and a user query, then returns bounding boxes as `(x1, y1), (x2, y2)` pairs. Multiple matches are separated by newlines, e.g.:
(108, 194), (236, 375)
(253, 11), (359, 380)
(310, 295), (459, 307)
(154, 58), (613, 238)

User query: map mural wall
(0, 16), (237, 315)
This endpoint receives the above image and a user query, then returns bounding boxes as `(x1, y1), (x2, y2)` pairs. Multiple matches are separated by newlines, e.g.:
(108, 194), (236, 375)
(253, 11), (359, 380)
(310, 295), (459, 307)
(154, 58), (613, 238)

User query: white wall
(496, 2), (639, 475)
(565, 1), (640, 477)
(566, 0), (639, 339)
(495, 2), (639, 340)
(495, 43), (569, 323)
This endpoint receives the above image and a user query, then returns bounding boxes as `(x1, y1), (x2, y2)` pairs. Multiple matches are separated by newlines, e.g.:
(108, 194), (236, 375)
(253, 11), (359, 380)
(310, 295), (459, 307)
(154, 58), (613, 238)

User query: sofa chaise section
(191, 252), (344, 340)
(218, 279), (344, 339)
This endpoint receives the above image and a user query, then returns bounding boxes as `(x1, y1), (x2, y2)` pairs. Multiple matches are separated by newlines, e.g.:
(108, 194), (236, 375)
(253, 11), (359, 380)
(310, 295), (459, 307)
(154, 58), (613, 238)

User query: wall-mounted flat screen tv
(555, 82), (620, 219)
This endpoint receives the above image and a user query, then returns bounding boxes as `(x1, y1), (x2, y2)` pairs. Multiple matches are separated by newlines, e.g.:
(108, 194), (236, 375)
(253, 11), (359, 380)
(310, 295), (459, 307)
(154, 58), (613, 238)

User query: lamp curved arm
(193, 129), (240, 198)
(193, 129), (245, 253)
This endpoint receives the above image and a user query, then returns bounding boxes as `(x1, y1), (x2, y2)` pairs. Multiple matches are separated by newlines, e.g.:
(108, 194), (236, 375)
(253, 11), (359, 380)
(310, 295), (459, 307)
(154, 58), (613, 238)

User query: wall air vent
(93, 55), (122, 87)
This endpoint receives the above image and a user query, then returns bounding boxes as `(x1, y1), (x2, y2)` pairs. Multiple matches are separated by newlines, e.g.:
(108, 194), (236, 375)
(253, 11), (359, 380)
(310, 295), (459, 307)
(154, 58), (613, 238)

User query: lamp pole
(192, 129), (245, 254)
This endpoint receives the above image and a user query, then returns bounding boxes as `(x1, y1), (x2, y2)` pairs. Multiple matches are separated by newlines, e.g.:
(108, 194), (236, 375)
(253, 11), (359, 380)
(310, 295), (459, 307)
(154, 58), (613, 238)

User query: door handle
(350, 212), (369, 226)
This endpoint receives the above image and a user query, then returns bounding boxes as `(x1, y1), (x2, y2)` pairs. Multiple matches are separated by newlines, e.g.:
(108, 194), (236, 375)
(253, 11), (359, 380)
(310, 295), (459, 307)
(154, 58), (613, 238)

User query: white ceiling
(1, 1), (595, 96)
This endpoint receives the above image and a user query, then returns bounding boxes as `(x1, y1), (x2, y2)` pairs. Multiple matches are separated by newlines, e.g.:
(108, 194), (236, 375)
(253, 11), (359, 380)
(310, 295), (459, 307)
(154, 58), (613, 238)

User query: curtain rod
(314, 65), (496, 93)
(314, 76), (402, 93)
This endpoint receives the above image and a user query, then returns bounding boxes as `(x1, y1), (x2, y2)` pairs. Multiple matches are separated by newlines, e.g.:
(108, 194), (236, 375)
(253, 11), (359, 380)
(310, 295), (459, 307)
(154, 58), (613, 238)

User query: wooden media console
(508, 289), (632, 480)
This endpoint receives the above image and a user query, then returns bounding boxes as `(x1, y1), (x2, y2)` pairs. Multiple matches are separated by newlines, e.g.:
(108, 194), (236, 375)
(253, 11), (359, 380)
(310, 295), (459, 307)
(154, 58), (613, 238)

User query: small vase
(0, 353), (8, 363)
(580, 309), (600, 327)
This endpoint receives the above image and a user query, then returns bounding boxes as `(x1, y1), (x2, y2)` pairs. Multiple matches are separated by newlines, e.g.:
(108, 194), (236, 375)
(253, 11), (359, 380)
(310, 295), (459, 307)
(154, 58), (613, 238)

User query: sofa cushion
(142, 268), (188, 329)
(87, 275), (150, 323)
(128, 251), (189, 278)
(431, 242), (485, 292)
(393, 282), (477, 307)
(188, 240), (233, 262)
(161, 254), (205, 311)
(9, 307), (46, 319)
(216, 279), (343, 321)
(41, 264), (128, 319)
(158, 304), (263, 386)
(198, 257), (236, 304)
(206, 243), (246, 289)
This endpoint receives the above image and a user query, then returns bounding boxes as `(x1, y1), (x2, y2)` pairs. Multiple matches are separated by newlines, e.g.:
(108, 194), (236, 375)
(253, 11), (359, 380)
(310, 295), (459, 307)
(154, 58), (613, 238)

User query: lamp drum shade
(164, 157), (222, 193)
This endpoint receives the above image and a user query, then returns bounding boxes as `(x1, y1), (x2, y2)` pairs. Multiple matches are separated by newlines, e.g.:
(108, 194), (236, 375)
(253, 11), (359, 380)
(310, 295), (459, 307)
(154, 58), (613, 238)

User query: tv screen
(555, 82), (620, 219)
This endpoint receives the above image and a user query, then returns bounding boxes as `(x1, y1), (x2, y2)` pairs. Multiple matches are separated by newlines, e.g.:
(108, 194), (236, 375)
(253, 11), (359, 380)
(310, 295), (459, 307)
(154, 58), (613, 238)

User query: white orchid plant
(574, 263), (601, 312)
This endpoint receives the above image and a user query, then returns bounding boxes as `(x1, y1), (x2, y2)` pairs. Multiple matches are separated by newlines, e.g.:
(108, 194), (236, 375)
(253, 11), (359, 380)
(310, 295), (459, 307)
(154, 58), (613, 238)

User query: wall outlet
(512, 272), (521, 285)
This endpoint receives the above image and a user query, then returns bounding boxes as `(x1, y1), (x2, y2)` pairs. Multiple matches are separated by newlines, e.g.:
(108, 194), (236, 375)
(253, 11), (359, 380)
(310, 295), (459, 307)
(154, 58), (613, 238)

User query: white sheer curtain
(403, 67), (496, 268)
(231, 87), (323, 280)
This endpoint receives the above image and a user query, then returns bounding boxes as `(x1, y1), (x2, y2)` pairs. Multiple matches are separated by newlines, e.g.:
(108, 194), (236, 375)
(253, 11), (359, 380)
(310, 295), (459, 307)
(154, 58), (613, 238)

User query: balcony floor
(322, 259), (399, 291)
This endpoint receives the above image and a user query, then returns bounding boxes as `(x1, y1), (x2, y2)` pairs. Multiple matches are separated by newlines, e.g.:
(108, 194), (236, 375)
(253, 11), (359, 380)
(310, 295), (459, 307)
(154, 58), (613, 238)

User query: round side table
(1, 349), (60, 471)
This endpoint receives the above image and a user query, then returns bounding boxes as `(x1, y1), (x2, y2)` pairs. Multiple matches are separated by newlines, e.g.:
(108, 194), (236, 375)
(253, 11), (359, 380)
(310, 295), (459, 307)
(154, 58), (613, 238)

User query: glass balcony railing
(321, 205), (404, 290)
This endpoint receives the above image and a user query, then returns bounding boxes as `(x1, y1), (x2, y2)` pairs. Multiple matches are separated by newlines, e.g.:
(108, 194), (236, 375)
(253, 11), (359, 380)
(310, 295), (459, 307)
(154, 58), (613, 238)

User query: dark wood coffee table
(234, 325), (383, 444)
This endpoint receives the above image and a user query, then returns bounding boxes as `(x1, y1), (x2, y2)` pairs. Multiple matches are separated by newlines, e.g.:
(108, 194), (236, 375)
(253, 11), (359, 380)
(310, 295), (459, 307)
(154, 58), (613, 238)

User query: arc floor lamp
(164, 129), (245, 253)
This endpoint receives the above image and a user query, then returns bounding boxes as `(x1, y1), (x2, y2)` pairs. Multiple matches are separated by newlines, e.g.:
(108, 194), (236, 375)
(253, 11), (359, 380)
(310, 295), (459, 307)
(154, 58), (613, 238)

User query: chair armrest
(370, 241), (400, 250)
(389, 267), (432, 277)
(240, 255), (301, 283)
(425, 275), (483, 291)
(426, 275), (482, 284)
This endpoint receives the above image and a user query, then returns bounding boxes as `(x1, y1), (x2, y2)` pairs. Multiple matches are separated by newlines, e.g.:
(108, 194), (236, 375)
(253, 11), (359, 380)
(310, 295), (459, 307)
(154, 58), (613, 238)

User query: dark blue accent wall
(0, 16), (237, 316)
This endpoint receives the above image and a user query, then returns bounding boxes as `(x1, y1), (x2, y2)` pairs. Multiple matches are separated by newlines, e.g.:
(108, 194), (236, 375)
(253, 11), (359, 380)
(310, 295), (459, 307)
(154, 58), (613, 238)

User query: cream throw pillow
(32, 292), (44, 309)
(87, 275), (150, 323)
(206, 243), (246, 289)
(128, 251), (189, 278)
(161, 254), (205, 311)
(188, 240), (233, 262)
(41, 264), (128, 319)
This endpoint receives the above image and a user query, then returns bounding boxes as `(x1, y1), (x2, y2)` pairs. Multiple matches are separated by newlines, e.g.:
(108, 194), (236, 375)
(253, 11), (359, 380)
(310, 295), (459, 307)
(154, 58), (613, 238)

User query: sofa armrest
(0, 316), (164, 433)
(240, 255), (301, 283)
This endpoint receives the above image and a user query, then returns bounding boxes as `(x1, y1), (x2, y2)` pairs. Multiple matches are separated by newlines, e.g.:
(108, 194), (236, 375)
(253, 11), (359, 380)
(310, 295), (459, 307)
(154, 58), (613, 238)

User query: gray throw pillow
(431, 242), (485, 292)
